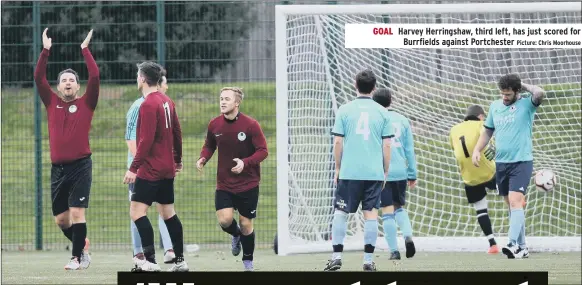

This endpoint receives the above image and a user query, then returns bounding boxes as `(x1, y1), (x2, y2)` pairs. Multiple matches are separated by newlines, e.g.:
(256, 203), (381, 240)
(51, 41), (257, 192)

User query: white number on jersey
(391, 122), (402, 147)
(356, 112), (370, 140)
(163, 102), (171, 128)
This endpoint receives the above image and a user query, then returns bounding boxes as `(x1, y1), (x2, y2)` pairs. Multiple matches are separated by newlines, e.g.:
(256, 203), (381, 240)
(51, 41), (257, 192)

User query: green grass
(1, 81), (581, 251)
(1, 250), (581, 284)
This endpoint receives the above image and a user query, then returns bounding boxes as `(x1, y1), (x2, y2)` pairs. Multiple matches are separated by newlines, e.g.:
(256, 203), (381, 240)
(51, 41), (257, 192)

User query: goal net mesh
(282, 9), (581, 252)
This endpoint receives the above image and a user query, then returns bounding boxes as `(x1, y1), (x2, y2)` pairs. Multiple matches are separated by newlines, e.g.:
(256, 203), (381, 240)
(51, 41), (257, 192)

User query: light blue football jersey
(386, 110), (417, 181)
(484, 94), (538, 163)
(125, 97), (145, 169)
(331, 97), (394, 181)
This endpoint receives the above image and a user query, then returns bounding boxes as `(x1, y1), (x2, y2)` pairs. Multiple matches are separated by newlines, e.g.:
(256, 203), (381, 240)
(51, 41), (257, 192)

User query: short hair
(57, 69), (79, 84)
(355, 69), (377, 95)
(372, 88), (392, 108)
(464, 105), (485, 121)
(136, 61), (164, 87)
(498, 74), (521, 92)
(159, 68), (167, 85)
(220, 87), (244, 102)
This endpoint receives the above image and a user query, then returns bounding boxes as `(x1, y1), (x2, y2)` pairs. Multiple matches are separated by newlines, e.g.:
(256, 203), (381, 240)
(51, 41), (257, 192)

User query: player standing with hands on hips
(124, 62), (187, 272)
(325, 70), (393, 272)
(472, 74), (545, 259)
(34, 28), (98, 270)
(197, 87), (268, 272)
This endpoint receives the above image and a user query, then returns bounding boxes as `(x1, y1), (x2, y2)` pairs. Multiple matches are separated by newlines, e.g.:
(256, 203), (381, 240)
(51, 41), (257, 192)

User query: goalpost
(275, 2), (581, 256)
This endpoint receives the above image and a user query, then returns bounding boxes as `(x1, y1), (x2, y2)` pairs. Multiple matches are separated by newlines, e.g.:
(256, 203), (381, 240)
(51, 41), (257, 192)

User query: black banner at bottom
(118, 271), (548, 285)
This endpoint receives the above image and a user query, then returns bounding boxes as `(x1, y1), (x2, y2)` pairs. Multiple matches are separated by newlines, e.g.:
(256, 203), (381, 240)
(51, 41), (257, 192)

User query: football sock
(363, 219), (378, 264)
(221, 219), (241, 237)
(518, 219), (526, 248)
(508, 208), (525, 246)
(240, 231), (255, 261)
(394, 208), (413, 239)
(61, 226), (73, 242)
(164, 215), (184, 258)
(71, 223), (87, 259)
(135, 216), (156, 263)
(476, 208), (497, 246)
(158, 215), (173, 252)
(382, 214), (398, 253)
(331, 210), (348, 260)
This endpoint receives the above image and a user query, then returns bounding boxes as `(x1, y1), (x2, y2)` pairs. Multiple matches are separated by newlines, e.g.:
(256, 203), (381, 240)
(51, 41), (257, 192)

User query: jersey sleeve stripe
(484, 125), (495, 131)
(531, 96), (541, 107)
(382, 135), (394, 139)
(331, 131), (344, 137)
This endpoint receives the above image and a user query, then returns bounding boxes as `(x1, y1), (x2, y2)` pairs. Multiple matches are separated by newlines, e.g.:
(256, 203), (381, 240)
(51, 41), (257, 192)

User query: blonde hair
(220, 87), (244, 103)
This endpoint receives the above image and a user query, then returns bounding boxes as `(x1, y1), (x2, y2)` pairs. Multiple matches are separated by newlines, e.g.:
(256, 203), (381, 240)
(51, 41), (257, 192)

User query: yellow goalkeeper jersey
(449, 120), (495, 186)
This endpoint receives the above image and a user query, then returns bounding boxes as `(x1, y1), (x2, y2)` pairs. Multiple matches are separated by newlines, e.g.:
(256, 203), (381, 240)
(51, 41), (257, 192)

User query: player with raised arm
(123, 62), (187, 272)
(324, 70), (393, 272)
(125, 72), (175, 265)
(34, 28), (98, 270)
(196, 87), (268, 272)
(449, 105), (499, 254)
(472, 74), (545, 259)
(372, 88), (418, 260)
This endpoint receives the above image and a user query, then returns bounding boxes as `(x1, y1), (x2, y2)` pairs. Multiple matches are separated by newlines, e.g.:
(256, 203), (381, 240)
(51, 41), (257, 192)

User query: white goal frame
(275, 2), (582, 256)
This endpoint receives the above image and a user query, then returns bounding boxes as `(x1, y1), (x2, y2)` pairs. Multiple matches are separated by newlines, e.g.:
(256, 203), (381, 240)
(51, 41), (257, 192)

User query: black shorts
(215, 187), (259, 219)
(496, 161), (534, 196)
(380, 180), (407, 207)
(130, 177), (175, 206)
(51, 156), (92, 216)
(334, 179), (382, 214)
(464, 176), (496, 204)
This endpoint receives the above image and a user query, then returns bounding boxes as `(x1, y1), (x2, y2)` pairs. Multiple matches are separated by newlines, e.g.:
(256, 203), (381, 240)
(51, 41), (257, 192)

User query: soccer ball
(535, 169), (557, 192)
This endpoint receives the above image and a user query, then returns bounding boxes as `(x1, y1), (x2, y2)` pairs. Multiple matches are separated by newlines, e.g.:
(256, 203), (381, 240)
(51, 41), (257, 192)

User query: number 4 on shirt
(356, 112), (370, 140)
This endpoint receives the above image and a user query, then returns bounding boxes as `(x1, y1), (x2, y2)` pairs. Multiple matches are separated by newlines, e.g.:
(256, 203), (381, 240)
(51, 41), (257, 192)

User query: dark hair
(57, 69), (79, 84)
(498, 74), (521, 93)
(137, 61), (164, 87)
(372, 88), (392, 108)
(159, 68), (167, 85)
(355, 69), (376, 95)
(464, 105), (485, 121)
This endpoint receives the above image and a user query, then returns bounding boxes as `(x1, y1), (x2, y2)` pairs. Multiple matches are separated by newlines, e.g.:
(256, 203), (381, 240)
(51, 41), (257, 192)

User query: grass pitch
(1, 249), (581, 284)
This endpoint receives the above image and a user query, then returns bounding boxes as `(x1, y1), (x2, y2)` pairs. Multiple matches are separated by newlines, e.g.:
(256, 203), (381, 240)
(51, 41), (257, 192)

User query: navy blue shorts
(495, 161), (534, 196)
(379, 180), (407, 207)
(334, 179), (382, 213)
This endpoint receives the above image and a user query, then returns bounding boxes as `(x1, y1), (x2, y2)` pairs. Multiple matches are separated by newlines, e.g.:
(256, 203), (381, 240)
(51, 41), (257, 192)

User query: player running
(124, 62), (187, 272)
(325, 70), (393, 272)
(34, 28), (98, 270)
(197, 87), (268, 272)
(449, 105), (499, 254)
(372, 88), (418, 260)
(125, 72), (175, 265)
(472, 74), (545, 259)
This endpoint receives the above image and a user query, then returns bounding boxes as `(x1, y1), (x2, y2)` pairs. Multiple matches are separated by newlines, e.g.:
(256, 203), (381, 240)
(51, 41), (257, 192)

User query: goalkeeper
(449, 105), (499, 254)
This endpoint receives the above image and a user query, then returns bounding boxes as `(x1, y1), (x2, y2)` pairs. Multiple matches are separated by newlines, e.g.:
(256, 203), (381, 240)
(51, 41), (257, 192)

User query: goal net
(275, 2), (581, 255)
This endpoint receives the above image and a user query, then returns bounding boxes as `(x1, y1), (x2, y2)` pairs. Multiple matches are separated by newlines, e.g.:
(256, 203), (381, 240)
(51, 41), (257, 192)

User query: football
(535, 169), (557, 192)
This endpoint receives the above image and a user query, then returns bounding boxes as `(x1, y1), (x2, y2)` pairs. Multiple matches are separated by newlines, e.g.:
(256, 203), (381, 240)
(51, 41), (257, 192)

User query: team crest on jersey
(238, 132), (247, 141)
(69, 105), (78, 113)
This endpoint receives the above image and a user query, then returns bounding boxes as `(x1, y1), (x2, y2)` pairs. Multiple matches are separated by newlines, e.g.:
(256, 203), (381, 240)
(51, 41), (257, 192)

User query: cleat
(243, 260), (254, 272)
(133, 253), (145, 265)
(389, 251), (401, 260)
(64, 257), (80, 270)
(405, 238), (416, 258)
(168, 257), (189, 272)
(521, 246), (530, 258)
(232, 234), (242, 256)
(323, 258), (342, 271)
(135, 259), (161, 272)
(164, 249), (176, 264)
(502, 244), (524, 259)
(488, 244), (500, 254)
(363, 262), (377, 271)
(80, 252), (91, 269)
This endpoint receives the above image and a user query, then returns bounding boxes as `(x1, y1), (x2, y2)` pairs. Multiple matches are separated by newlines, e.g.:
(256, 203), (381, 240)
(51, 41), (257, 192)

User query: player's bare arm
(471, 128), (494, 167)
(333, 136), (343, 184)
(382, 137), (391, 189)
(521, 82), (545, 106)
